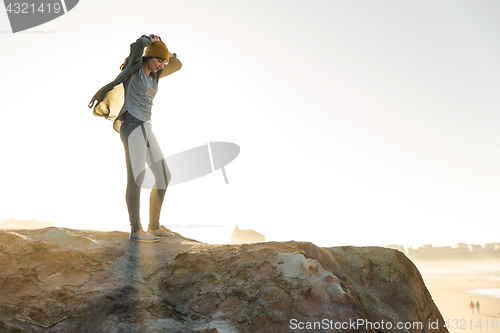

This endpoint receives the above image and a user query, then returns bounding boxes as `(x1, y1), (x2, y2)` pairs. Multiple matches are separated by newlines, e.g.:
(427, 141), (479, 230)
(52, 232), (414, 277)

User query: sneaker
(147, 226), (175, 238)
(129, 232), (159, 242)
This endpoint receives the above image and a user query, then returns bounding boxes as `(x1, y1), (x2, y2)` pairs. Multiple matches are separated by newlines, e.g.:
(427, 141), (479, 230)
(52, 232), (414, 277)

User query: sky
(1, 0), (500, 249)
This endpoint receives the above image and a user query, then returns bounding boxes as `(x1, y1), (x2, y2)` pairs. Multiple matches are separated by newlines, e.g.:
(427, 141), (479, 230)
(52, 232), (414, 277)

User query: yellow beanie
(144, 41), (170, 61)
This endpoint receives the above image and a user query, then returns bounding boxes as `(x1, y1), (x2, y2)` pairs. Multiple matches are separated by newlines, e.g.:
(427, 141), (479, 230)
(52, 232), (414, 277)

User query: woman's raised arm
(159, 52), (182, 78)
(124, 35), (153, 70)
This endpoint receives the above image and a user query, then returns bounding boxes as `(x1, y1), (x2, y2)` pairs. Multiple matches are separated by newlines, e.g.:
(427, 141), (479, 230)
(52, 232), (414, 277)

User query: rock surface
(0, 227), (448, 333)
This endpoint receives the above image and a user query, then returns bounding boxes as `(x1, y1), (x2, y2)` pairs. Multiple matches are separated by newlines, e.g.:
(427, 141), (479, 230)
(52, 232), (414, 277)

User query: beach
(414, 260), (500, 333)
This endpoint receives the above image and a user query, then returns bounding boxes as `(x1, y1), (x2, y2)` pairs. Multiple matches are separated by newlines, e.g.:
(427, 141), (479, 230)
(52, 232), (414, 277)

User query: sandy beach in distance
(413, 260), (500, 333)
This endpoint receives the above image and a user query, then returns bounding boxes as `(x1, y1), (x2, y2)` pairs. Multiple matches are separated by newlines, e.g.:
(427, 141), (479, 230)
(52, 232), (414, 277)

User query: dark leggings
(120, 112), (171, 232)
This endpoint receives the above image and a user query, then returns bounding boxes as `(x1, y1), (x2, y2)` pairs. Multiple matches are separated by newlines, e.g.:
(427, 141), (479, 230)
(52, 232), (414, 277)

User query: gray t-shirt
(120, 67), (158, 122)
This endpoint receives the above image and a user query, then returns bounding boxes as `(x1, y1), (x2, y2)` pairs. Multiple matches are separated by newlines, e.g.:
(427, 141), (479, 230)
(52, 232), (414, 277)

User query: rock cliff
(0, 227), (448, 333)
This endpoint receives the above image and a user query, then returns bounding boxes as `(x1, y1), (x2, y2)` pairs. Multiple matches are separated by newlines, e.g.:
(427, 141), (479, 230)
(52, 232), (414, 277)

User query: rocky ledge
(0, 227), (448, 333)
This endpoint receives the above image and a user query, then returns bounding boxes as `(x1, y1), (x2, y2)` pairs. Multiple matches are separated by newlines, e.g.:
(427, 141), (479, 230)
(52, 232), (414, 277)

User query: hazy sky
(1, 0), (500, 248)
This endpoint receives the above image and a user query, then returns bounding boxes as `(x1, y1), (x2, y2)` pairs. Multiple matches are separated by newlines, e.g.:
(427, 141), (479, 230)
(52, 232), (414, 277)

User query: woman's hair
(120, 57), (165, 71)
(120, 56), (153, 71)
(120, 57), (129, 71)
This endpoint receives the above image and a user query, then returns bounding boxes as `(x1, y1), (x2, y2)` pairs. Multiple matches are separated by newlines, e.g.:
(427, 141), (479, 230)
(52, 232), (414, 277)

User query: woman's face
(146, 57), (168, 73)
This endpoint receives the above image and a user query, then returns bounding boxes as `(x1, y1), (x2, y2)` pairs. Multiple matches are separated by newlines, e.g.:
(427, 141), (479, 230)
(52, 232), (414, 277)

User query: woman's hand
(149, 34), (162, 43)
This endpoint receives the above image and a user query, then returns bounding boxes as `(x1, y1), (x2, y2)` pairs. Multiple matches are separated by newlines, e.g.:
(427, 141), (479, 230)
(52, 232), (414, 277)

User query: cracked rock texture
(0, 227), (448, 333)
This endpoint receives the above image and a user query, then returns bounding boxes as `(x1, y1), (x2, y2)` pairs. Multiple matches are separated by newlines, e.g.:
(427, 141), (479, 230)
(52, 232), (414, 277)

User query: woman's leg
(140, 125), (171, 231)
(120, 112), (148, 233)
(149, 164), (168, 230)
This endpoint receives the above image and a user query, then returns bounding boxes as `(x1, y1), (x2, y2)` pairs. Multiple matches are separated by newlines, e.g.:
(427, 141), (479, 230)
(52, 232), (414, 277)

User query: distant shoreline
(417, 259), (500, 333)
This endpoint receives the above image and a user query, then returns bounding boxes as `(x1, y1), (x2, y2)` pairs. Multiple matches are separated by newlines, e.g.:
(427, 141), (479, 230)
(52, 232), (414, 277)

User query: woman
(89, 34), (182, 242)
